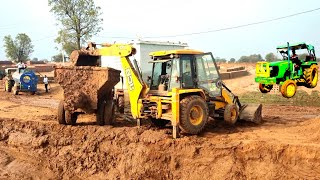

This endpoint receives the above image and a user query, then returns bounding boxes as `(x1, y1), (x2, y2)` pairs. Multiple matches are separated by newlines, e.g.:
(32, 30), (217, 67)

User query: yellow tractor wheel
(258, 83), (273, 93)
(280, 80), (297, 98)
(304, 64), (318, 88)
(5, 80), (13, 92)
(224, 104), (239, 125)
(179, 95), (208, 135)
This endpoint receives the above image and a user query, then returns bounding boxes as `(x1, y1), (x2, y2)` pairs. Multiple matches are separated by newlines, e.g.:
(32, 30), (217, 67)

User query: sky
(1, 0), (320, 61)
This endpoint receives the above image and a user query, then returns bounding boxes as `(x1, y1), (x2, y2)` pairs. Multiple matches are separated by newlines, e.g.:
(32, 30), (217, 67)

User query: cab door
(194, 53), (222, 97)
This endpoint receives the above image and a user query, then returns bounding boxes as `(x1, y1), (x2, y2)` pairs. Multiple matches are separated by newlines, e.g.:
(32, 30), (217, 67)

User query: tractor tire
(104, 100), (115, 125)
(150, 118), (170, 127)
(117, 95), (125, 114)
(31, 91), (36, 95)
(304, 64), (318, 88)
(6, 81), (13, 92)
(96, 100), (105, 126)
(57, 100), (66, 124)
(65, 110), (77, 125)
(258, 83), (273, 93)
(179, 95), (208, 135)
(280, 80), (297, 98)
(223, 104), (239, 125)
(97, 99), (115, 125)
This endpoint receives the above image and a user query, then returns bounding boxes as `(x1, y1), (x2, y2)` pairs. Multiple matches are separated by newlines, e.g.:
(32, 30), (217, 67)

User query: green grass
(239, 90), (320, 107)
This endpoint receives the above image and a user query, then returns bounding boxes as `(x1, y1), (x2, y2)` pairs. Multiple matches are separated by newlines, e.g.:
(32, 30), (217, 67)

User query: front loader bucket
(239, 104), (262, 124)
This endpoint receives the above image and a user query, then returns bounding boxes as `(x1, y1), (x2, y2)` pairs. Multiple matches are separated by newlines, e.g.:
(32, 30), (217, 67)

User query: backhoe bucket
(239, 104), (262, 124)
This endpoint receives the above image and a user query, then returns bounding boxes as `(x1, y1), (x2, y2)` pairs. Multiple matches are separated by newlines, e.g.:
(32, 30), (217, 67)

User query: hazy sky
(1, 0), (320, 61)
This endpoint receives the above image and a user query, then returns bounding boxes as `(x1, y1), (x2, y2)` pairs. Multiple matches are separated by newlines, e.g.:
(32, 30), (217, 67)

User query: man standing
(43, 75), (49, 93)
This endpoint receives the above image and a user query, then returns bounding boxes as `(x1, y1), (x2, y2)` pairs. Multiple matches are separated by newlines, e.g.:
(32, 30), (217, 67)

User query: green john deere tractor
(255, 42), (318, 98)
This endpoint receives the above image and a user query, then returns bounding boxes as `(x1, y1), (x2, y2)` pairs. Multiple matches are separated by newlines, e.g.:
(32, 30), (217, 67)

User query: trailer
(55, 66), (120, 125)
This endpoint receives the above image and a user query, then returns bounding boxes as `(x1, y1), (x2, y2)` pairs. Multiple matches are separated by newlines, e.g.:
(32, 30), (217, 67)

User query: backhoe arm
(98, 43), (148, 119)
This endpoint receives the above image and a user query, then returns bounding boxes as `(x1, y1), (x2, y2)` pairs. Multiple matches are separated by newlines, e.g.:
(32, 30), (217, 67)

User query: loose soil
(1, 63), (320, 179)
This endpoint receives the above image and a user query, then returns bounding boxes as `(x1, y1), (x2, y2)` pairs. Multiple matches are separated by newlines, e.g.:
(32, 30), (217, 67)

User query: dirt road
(0, 80), (320, 179)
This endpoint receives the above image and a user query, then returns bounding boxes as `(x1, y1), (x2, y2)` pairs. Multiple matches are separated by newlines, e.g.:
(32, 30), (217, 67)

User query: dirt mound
(1, 113), (320, 179)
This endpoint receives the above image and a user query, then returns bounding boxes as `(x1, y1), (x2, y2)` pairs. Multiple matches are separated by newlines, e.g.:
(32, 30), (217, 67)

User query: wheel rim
(5, 82), (8, 90)
(286, 84), (296, 97)
(230, 108), (237, 121)
(189, 105), (203, 126)
(311, 69), (318, 86)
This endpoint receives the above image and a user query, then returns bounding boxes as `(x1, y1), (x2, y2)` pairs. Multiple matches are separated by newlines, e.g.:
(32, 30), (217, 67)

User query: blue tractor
(4, 68), (38, 95)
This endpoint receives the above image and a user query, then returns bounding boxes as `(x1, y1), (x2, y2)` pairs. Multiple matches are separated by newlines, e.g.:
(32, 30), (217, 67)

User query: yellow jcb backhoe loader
(74, 42), (262, 138)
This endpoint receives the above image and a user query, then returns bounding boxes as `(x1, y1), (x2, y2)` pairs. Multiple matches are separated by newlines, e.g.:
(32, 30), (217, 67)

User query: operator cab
(149, 50), (222, 97)
(277, 42), (317, 62)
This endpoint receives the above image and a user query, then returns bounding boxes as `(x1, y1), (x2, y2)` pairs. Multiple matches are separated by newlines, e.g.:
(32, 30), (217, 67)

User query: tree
(229, 58), (236, 63)
(265, 53), (278, 62)
(215, 57), (227, 63)
(48, 0), (103, 54)
(238, 54), (263, 63)
(3, 33), (34, 62)
(51, 53), (64, 62)
(32, 57), (39, 61)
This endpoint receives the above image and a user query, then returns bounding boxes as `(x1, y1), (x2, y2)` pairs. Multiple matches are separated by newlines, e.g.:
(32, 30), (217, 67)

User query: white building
(101, 40), (188, 89)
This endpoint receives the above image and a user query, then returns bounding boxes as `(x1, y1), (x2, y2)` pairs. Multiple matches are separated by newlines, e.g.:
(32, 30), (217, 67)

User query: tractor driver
(17, 61), (26, 73)
(291, 49), (301, 75)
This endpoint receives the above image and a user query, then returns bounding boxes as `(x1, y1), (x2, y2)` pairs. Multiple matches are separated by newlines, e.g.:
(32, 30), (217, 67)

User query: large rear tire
(304, 64), (318, 88)
(280, 80), (297, 98)
(57, 100), (66, 124)
(97, 99), (115, 125)
(179, 95), (208, 135)
(224, 104), (239, 125)
(117, 95), (125, 114)
(258, 83), (273, 93)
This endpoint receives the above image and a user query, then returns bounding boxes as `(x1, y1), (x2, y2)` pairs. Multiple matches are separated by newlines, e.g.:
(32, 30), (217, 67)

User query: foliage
(3, 33), (34, 62)
(51, 53), (64, 62)
(48, 0), (103, 53)
(32, 57), (39, 61)
(238, 54), (263, 63)
(229, 58), (236, 63)
(265, 52), (278, 62)
(215, 57), (227, 63)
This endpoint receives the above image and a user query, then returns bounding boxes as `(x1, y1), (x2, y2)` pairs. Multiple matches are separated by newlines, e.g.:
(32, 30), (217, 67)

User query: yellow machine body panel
(256, 62), (270, 78)
(120, 56), (146, 118)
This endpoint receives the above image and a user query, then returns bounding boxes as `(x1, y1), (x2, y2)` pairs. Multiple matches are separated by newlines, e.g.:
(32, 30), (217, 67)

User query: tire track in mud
(0, 118), (320, 179)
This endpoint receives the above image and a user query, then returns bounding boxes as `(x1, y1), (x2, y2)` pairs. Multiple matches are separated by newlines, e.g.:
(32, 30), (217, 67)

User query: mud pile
(1, 115), (320, 179)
